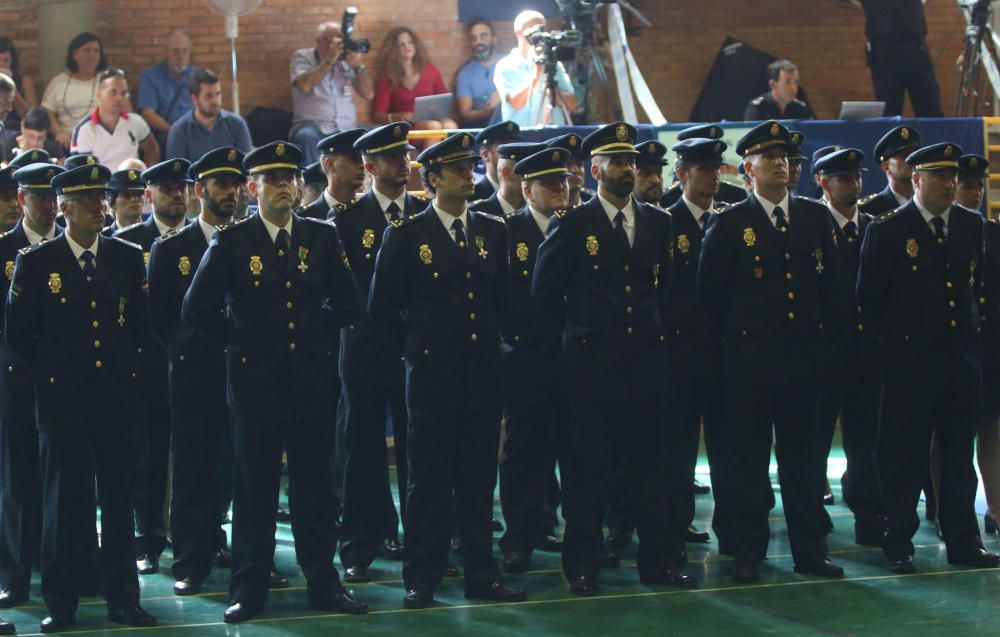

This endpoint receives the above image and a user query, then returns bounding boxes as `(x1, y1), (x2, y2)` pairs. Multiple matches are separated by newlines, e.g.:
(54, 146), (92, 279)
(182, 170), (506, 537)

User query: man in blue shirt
(165, 69), (252, 162)
(138, 30), (198, 149)
(456, 20), (501, 129)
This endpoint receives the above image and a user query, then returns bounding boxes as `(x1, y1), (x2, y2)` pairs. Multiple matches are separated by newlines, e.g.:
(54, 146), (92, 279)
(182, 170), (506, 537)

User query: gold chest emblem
(143, 252), (150, 265)
(418, 244), (433, 265)
(585, 235), (599, 256)
(515, 242), (529, 262)
(905, 239), (919, 258)
(743, 227), (756, 247)
(4, 261), (13, 281)
(677, 234), (690, 254)
(362, 228), (376, 249)
(48, 272), (61, 294)
(178, 256), (191, 276)
(249, 255), (263, 275)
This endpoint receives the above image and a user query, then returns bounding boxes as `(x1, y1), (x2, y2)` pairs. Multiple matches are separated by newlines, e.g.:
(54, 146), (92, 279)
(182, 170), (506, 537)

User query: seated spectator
(138, 30), (198, 150)
(0, 37), (38, 129)
(290, 21), (374, 165)
(165, 69), (251, 161)
(743, 59), (815, 121)
(372, 27), (457, 131)
(0, 72), (14, 132)
(71, 68), (159, 169)
(0, 106), (66, 164)
(456, 20), (501, 128)
(41, 32), (109, 148)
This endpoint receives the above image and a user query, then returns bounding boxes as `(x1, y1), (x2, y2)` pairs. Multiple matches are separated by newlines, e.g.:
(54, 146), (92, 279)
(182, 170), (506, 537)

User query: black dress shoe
(793, 558), (844, 578)
(491, 518), (504, 533)
(173, 577), (204, 596)
(40, 614), (75, 633)
(223, 602), (261, 624)
(985, 513), (999, 535)
(275, 507), (291, 522)
(535, 533), (564, 552)
(136, 554), (158, 574)
(0, 617), (12, 636)
(442, 562), (460, 578)
(383, 538), (404, 560)
(0, 588), (27, 608)
(685, 524), (710, 543)
(692, 479), (711, 495)
(269, 571), (290, 588)
(823, 492), (835, 506)
(605, 527), (632, 548)
(215, 548), (232, 567)
(598, 550), (620, 568)
(309, 589), (368, 614)
(403, 589), (433, 609)
(640, 568), (699, 589)
(888, 555), (916, 574)
(466, 581), (526, 602)
(343, 565), (370, 583)
(108, 605), (157, 627)
(502, 552), (531, 573)
(948, 546), (1000, 568)
(568, 575), (598, 596)
(732, 561), (760, 584)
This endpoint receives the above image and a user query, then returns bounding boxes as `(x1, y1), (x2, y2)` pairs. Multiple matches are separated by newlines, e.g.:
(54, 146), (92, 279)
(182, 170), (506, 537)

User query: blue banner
(457, 0), (561, 23)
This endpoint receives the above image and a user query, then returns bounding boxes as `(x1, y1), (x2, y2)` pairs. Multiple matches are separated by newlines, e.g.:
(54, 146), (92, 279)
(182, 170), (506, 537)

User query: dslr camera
(341, 7), (370, 54)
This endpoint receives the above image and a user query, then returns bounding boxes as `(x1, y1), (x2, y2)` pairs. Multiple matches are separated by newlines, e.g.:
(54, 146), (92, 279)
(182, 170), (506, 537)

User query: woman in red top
(373, 27), (457, 134)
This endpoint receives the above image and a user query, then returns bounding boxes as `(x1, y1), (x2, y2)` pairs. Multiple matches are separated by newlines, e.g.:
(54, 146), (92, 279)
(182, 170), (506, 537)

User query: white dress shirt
(372, 187), (408, 224)
(65, 232), (99, 269)
(755, 192), (792, 228)
(260, 213), (293, 244)
(597, 192), (635, 246)
(433, 203), (470, 243)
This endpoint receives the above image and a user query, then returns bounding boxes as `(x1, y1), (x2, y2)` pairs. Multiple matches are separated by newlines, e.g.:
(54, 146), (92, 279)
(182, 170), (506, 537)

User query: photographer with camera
(290, 16), (374, 164)
(495, 10), (577, 126)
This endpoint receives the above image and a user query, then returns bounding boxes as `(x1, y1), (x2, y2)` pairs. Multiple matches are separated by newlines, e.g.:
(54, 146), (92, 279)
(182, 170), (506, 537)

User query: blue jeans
(290, 123), (325, 165)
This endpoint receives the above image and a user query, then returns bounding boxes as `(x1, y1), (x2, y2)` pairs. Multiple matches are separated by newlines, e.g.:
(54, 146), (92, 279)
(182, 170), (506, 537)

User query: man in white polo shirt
(72, 69), (160, 170)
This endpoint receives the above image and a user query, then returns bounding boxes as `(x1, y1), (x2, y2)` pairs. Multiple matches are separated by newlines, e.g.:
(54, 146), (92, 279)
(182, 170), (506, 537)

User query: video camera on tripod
(526, 26), (581, 66)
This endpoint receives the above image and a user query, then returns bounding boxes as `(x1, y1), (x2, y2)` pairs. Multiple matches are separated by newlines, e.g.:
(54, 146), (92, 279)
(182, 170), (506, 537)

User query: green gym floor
(3, 452), (999, 636)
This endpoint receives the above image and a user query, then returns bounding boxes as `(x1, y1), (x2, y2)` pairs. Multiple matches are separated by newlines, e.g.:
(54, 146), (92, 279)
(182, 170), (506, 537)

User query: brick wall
(0, 0), (971, 124)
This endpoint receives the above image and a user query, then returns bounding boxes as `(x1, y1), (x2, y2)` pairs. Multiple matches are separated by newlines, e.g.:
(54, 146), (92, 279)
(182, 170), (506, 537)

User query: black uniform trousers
(817, 383), (882, 533)
(339, 380), (407, 569)
(170, 400), (233, 582)
(879, 350), (982, 560)
(132, 402), (170, 557)
(229, 413), (341, 607)
(0, 413), (41, 593)
(39, 426), (139, 615)
(562, 397), (680, 581)
(498, 392), (564, 555)
(724, 377), (828, 566)
(403, 406), (501, 594)
(869, 37), (943, 118)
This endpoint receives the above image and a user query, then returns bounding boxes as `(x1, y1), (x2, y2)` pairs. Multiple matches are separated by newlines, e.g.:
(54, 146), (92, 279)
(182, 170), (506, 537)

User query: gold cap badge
(901, 128), (910, 140)
(615, 124), (628, 141)
(276, 143), (286, 157)
(228, 149), (237, 162)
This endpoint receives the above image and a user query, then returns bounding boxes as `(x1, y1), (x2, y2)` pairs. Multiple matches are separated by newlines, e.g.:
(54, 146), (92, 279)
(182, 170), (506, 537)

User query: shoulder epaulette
(390, 215), (420, 229)
(504, 211), (518, 219)
(115, 221), (144, 235)
(874, 208), (901, 223)
(17, 241), (47, 257)
(411, 193), (429, 202)
(554, 203), (583, 218)
(157, 226), (183, 243)
(986, 216), (999, 225)
(715, 201), (738, 214)
(471, 210), (505, 224)
(858, 193), (880, 205)
(300, 216), (336, 228)
(0, 229), (16, 240)
(793, 194), (825, 205)
(217, 215), (253, 233)
(751, 96), (764, 105)
(107, 235), (143, 251)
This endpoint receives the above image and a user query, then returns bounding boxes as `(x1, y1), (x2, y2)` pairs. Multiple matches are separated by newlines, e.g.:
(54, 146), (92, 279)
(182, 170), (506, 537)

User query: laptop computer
(838, 101), (886, 120)
(412, 93), (454, 122)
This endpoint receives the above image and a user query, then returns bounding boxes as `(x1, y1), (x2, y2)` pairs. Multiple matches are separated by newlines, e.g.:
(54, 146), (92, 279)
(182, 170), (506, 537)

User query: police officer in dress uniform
(0, 163), (63, 613)
(58, 156), (106, 229)
(183, 141), (364, 623)
(473, 121), (522, 201)
(546, 133), (589, 206)
(956, 154), (988, 214)
(533, 122), (697, 596)
(336, 122), (427, 582)
(103, 169), (147, 236)
(810, 145), (844, 199)
(632, 140), (667, 206)
(302, 161), (326, 207)
(661, 124), (747, 208)
(787, 131), (806, 192)
(813, 148), (883, 545)
(147, 147), (245, 596)
(299, 128), (368, 220)
(471, 142), (546, 218)
(5, 163), (156, 632)
(859, 126), (922, 217)
(115, 159), (191, 576)
(497, 148), (573, 573)
(857, 142), (1000, 574)
(697, 120), (843, 584)
(369, 132), (524, 609)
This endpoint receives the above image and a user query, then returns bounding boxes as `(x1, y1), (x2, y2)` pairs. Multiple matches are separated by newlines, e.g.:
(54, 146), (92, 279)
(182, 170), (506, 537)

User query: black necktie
(844, 220), (857, 242)
(386, 202), (401, 222)
(931, 217), (946, 244)
(452, 218), (467, 247)
(774, 206), (788, 233)
(614, 211), (630, 254)
(276, 228), (291, 267)
(699, 212), (710, 230)
(81, 250), (96, 280)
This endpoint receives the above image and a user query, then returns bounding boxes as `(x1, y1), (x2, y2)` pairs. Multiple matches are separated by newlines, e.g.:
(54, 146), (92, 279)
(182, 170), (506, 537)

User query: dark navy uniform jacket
(470, 192), (507, 218)
(743, 92), (814, 121)
(981, 219), (1000, 401)
(181, 213), (359, 423)
(532, 196), (674, 400)
(473, 177), (495, 203)
(4, 234), (149, 432)
(147, 221), (226, 412)
(332, 189), (424, 386)
(368, 205), (509, 412)
(501, 208), (562, 409)
(858, 185), (904, 217)
(115, 217), (176, 406)
(857, 201), (983, 380)
(697, 194), (839, 383)
(299, 193), (339, 221)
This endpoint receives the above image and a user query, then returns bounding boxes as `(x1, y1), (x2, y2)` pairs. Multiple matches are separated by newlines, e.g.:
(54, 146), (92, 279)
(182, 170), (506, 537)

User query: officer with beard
(116, 159), (192, 576)
(633, 141), (667, 206)
(147, 147), (244, 596)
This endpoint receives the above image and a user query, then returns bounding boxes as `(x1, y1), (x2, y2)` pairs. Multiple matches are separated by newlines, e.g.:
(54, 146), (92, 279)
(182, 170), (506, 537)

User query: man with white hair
(290, 21), (374, 165)
(138, 30), (198, 149)
(494, 10), (576, 126)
